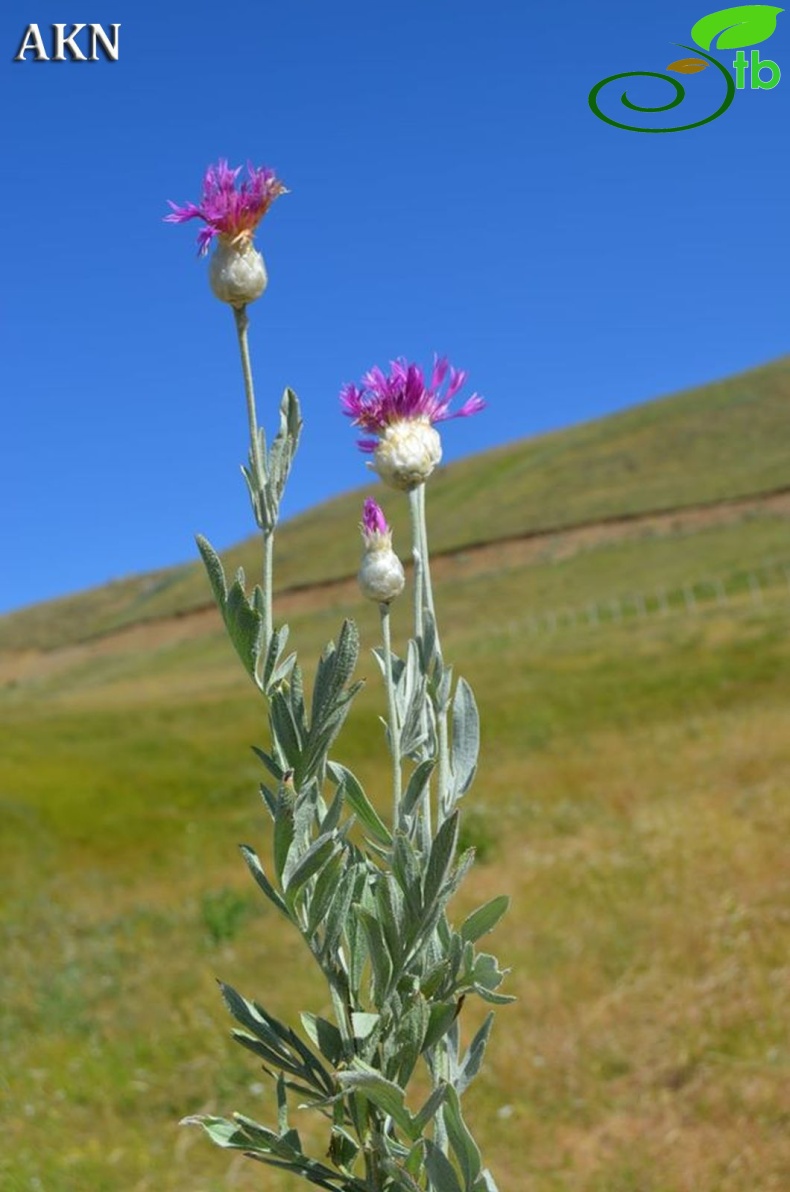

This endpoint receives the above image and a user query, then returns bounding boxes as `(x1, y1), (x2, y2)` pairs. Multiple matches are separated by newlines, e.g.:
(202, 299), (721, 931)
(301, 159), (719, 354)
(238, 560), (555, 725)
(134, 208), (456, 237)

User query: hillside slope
(2, 353), (789, 652)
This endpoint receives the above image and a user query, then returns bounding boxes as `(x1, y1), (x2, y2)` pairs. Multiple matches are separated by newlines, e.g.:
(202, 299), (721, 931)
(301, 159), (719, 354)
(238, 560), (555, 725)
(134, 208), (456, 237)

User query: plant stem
(233, 304), (273, 649)
(415, 482), (438, 635)
(380, 601), (401, 823)
(408, 488), (424, 641)
(263, 530), (273, 649)
(408, 486), (432, 840)
(233, 304), (264, 492)
(414, 482), (451, 822)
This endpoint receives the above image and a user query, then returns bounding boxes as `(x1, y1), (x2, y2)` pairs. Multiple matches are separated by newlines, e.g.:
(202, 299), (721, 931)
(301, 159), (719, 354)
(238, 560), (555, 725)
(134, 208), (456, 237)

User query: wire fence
(508, 559), (790, 637)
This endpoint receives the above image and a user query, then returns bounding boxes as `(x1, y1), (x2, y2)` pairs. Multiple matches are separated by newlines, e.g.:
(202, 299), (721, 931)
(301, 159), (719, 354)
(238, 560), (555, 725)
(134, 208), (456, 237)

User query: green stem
(380, 602), (402, 823)
(408, 486), (431, 842)
(233, 304), (273, 649)
(415, 483), (451, 823)
(407, 488), (424, 641)
(415, 483), (438, 637)
(263, 529), (274, 650)
(233, 304), (264, 492)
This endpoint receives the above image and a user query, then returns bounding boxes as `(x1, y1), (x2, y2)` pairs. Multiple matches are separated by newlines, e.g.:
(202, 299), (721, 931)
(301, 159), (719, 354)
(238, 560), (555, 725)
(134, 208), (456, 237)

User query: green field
(2, 357), (790, 1191)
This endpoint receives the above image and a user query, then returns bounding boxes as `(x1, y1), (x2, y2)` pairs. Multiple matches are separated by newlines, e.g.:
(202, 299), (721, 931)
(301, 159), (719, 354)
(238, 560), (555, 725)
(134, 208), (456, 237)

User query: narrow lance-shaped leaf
(357, 907), (393, 1005)
(300, 1013), (344, 1067)
(443, 1085), (482, 1190)
(225, 569), (265, 677)
(328, 762), (392, 845)
(460, 895), (509, 945)
(240, 845), (289, 918)
(196, 534), (227, 608)
(196, 537), (265, 683)
(235, 1113), (363, 1190)
(262, 624), (289, 690)
(321, 862), (358, 961)
(424, 1138), (464, 1192)
(455, 1013), (494, 1095)
(283, 832), (339, 897)
(401, 758), (436, 820)
(273, 790), (295, 885)
(335, 1062), (418, 1140)
(423, 811), (460, 915)
(450, 678), (480, 802)
(270, 689), (305, 768)
(181, 1114), (249, 1149)
(305, 850), (345, 940)
(413, 1083), (450, 1135)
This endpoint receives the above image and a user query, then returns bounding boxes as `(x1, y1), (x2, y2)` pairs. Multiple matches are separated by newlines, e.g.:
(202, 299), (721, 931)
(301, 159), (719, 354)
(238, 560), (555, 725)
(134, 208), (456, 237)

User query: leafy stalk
(187, 307), (509, 1191)
(411, 482), (451, 824)
(380, 600), (402, 820)
(233, 303), (274, 649)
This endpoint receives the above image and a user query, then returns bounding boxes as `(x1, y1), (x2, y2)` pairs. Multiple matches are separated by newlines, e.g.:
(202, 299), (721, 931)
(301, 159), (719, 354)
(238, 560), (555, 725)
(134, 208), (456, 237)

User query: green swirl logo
(589, 5), (783, 133)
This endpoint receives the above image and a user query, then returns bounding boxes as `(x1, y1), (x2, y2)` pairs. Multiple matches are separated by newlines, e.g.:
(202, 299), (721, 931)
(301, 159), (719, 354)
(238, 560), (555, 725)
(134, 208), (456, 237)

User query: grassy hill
(2, 357), (790, 1192)
(3, 353), (790, 652)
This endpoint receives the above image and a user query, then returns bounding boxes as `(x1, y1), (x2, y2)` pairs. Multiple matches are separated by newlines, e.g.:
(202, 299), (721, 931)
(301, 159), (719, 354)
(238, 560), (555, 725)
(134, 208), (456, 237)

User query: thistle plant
(167, 161), (512, 1192)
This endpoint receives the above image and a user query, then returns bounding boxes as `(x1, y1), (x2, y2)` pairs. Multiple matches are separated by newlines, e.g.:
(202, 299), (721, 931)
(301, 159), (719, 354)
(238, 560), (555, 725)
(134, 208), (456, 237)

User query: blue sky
(2, 0), (789, 614)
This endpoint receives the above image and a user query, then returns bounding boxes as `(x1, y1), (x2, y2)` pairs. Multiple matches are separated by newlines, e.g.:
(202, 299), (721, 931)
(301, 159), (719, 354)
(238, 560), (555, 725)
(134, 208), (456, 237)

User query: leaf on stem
(459, 896), (509, 945)
(455, 1014), (494, 1096)
(443, 1085), (482, 1189)
(196, 535), (266, 686)
(335, 1062), (418, 1139)
(328, 763), (392, 845)
(239, 845), (289, 918)
(424, 1139), (464, 1192)
(450, 679), (480, 802)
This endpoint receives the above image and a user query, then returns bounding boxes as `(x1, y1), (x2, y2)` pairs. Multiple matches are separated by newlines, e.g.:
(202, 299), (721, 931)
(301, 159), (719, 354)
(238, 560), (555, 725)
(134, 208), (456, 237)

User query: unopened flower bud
(209, 239), (268, 307)
(371, 418), (442, 491)
(358, 498), (405, 603)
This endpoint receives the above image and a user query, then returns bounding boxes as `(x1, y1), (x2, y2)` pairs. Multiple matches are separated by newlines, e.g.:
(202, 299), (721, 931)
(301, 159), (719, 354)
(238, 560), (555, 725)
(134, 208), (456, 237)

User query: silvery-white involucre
(209, 241), (268, 307)
(357, 498), (405, 603)
(372, 419), (443, 490)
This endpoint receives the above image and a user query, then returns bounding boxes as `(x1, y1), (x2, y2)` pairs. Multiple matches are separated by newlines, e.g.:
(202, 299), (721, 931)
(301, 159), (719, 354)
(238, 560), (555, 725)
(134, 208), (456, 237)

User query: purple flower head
(362, 497), (389, 537)
(165, 159), (287, 256)
(340, 355), (485, 453)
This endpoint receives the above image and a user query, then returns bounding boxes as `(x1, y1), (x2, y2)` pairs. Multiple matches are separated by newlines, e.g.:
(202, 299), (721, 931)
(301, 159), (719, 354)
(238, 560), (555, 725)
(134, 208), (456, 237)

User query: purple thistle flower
(340, 356), (485, 454)
(362, 497), (389, 538)
(165, 159), (287, 256)
(341, 356), (485, 490)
